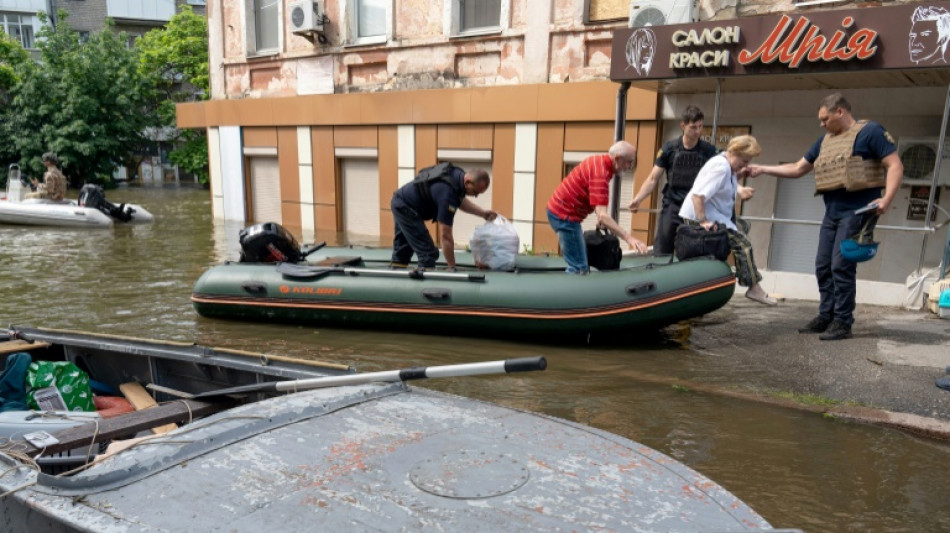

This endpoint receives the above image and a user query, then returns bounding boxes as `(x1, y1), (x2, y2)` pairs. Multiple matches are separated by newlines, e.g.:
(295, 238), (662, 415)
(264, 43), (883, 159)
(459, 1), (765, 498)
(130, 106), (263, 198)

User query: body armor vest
(666, 148), (708, 203)
(813, 120), (886, 193)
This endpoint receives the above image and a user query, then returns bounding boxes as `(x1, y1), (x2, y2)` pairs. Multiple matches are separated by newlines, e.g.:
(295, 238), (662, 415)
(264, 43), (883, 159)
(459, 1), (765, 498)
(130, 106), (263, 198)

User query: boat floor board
(119, 382), (178, 434)
(18, 398), (230, 458)
(0, 340), (52, 355)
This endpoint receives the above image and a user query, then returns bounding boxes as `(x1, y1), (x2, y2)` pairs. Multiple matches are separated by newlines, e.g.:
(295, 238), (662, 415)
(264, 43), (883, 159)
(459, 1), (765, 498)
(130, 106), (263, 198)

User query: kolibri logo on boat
(279, 285), (343, 295)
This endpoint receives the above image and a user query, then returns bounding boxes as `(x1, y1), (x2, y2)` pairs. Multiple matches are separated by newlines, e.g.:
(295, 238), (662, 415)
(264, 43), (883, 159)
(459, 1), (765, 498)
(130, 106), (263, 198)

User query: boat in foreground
(0, 326), (773, 532)
(192, 239), (737, 340)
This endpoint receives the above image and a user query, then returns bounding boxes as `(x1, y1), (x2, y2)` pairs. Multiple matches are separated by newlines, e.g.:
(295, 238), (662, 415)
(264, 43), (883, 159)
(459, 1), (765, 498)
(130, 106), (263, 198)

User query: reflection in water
(0, 186), (948, 532)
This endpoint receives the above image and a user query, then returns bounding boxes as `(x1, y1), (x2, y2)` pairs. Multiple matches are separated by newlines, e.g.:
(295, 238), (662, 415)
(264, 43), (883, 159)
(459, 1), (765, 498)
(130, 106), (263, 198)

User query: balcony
(107, 0), (175, 23)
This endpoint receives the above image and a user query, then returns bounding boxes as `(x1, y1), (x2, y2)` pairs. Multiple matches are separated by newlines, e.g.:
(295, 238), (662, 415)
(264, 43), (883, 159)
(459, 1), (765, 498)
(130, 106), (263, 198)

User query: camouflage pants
(683, 217), (762, 287)
(727, 217), (762, 288)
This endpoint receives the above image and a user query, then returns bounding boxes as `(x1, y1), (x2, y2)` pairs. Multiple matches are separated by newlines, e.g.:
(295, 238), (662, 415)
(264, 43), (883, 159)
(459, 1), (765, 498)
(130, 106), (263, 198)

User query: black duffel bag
(584, 228), (622, 271)
(674, 222), (731, 261)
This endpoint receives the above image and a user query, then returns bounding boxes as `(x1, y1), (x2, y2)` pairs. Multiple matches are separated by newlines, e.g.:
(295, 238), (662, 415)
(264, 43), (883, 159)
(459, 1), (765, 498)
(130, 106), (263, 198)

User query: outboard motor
(239, 222), (303, 263)
(78, 184), (135, 223)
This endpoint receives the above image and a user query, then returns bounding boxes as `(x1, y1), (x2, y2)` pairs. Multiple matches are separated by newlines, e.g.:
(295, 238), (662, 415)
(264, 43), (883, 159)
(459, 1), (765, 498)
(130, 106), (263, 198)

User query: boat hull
(192, 246), (737, 339)
(0, 199), (154, 227)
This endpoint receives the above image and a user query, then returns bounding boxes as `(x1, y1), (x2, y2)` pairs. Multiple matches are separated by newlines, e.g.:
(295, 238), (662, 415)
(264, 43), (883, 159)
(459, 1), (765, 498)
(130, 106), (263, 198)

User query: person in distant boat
(25, 152), (67, 202)
(680, 135), (775, 307)
(628, 105), (718, 256)
(546, 141), (648, 274)
(390, 162), (497, 272)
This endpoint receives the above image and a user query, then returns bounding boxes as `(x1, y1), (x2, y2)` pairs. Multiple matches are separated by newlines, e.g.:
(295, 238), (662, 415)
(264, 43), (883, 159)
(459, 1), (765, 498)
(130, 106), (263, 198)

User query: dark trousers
(653, 201), (683, 255)
(391, 195), (439, 268)
(815, 210), (865, 326)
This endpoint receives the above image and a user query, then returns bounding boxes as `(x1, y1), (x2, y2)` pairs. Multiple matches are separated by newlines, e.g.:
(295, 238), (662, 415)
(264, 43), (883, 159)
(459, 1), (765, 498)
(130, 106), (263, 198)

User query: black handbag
(674, 223), (731, 261)
(584, 228), (622, 271)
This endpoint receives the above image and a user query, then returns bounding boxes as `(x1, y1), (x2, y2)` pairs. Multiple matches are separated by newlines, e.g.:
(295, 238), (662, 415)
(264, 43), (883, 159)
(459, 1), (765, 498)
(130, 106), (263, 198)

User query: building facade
(177, 0), (950, 306)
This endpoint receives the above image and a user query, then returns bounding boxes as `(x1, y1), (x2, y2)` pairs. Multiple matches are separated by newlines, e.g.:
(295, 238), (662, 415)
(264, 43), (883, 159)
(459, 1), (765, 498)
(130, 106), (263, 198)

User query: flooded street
(1, 186), (949, 532)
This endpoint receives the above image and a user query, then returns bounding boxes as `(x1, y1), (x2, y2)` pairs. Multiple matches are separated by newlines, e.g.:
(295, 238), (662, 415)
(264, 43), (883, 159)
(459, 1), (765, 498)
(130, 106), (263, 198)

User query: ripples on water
(0, 186), (948, 532)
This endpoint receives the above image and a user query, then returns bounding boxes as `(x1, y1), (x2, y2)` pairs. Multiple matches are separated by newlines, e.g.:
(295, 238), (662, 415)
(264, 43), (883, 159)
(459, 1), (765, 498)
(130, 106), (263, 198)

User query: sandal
(745, 290), (778, 306)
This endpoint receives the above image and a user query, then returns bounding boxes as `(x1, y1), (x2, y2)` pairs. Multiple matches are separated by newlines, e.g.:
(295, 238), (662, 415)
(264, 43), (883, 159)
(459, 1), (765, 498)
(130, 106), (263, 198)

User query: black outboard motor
(239, 222), (303, 263)
(78, 184), (135, 223)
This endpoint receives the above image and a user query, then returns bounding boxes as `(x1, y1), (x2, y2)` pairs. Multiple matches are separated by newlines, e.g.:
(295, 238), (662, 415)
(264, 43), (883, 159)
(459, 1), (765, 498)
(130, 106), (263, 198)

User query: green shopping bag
(25, 361), (95, 412)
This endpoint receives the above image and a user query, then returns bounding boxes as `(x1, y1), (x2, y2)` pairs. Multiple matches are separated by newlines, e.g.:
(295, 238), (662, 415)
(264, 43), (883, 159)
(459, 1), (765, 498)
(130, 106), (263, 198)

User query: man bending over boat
(390, 163), (497, 272)
(547, 141), (648, 274)
(25, 152), (67, 202)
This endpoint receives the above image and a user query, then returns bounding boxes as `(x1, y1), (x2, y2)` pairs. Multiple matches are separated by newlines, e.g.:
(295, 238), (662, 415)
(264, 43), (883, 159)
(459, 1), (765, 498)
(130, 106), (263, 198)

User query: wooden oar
(277, 262), (486, 282)
(193, 357), (547, 400)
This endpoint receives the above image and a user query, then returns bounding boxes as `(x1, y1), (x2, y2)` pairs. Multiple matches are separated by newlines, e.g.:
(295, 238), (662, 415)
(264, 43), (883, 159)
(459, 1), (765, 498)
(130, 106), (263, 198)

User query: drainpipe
(46, 0), (57, 29)
(935, 82), (950, 279)
(712, 78), (722, 151)
(610, 82), (631, 222)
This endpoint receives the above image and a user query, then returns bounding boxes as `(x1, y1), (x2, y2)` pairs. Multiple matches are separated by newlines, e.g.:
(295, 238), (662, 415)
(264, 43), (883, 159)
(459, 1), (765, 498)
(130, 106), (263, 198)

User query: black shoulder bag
(674, 223), (731, 261)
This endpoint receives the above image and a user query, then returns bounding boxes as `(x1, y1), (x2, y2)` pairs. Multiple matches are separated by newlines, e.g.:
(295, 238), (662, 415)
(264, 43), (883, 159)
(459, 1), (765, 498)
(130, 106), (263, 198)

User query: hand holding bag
(674, 222), (731, 261)
(470, 216), (520, 271)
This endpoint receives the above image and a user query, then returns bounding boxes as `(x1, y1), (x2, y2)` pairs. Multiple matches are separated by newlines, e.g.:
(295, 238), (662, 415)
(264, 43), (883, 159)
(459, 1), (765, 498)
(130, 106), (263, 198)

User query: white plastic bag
(470, 216), (520, 271)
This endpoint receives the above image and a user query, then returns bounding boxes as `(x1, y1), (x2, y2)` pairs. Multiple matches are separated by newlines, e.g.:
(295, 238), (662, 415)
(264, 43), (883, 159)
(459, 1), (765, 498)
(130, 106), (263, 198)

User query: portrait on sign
(625, 28), (657, 76)
(909, 6), (950, 65)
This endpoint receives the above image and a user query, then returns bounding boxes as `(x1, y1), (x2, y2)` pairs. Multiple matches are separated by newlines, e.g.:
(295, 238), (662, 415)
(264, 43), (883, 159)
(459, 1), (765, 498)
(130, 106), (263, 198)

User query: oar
(277, 262), (486, 282)
(192, 356), (547, 400)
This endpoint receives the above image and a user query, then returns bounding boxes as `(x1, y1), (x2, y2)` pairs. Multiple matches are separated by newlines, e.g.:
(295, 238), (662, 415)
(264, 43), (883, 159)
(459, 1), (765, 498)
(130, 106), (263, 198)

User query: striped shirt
(546, 154), (615, 222)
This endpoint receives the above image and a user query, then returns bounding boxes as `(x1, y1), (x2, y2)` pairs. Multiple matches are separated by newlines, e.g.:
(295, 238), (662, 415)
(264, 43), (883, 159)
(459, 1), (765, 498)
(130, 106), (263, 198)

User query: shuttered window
(250, 157), (282, 224)
(768, 173), (824, 273)
(587, 0), (627, 23)
(342, 159), (381, 242)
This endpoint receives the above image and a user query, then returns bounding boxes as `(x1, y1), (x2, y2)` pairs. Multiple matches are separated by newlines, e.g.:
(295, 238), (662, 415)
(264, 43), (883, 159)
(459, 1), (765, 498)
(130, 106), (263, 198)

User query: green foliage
(0, 16), (156, 185)
(137, 6), (210, 184)
(0, 32), (31, 172)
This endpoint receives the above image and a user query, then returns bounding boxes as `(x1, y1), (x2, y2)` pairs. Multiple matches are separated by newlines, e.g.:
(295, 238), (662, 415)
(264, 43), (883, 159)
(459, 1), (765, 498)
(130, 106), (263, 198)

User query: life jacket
(413, 163), (465, 205)
(665, 143), (710, 204)
(813, 120), (886, 193)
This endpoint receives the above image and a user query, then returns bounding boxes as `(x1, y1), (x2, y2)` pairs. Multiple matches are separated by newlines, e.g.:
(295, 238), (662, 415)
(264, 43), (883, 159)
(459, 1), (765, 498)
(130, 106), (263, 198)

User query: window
(249, 0), (279, 54)
(585, 0), (628, 24)
(449, 0), (508, 36)
(459, 0), (500, 32)
(0, 12), (36, 49)
(346, 0), (390, 45)
(78, 31), (90, 44)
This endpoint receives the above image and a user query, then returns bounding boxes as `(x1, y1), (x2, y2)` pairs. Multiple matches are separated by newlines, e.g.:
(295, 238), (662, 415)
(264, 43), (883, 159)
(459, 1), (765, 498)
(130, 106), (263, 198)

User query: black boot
(819, 320), (852, 341)
(798, 315), (831, 334)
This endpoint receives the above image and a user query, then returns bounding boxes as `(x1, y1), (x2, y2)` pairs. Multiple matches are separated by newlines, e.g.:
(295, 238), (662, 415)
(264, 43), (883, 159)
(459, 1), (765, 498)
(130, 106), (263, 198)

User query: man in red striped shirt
(546, 141), (647, 273)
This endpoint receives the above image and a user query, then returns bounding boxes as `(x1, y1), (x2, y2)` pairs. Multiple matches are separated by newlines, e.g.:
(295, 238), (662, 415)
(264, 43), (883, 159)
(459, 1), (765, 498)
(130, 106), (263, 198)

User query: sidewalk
(681, 294), (950, 439)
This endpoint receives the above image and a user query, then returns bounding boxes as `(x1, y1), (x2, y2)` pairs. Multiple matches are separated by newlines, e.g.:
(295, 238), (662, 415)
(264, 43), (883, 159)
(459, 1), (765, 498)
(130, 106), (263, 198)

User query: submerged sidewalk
(678, 294), (950, 439)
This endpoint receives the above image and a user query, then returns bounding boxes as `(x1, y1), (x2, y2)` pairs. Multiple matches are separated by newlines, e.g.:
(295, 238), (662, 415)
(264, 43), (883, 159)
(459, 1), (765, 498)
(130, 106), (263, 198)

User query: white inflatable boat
(0, 177), (153, 228)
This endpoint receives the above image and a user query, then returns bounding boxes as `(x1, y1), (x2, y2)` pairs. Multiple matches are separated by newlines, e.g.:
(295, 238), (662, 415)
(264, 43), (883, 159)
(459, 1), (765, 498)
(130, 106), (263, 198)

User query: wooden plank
(0, 340), (51, 355)
(119, 382), (179, 434)
(18, 399), (231, 458)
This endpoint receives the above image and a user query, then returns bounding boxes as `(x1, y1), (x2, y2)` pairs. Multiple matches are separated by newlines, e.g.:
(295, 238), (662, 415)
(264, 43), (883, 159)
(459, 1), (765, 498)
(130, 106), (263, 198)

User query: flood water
(1, 186), (949, 532)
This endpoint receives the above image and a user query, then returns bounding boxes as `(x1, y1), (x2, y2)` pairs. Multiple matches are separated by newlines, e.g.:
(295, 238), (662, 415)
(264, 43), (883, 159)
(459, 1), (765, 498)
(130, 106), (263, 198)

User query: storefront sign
(700, 125), (751, 151)
(611, 2), (950, 81)
(907, 185), (940, 221)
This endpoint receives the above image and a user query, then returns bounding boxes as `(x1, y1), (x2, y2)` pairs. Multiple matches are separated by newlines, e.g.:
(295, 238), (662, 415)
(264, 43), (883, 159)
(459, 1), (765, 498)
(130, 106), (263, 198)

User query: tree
(0, 32), (31, 178)
(137, 6), (210, 185)
(1, 14), (156, 186)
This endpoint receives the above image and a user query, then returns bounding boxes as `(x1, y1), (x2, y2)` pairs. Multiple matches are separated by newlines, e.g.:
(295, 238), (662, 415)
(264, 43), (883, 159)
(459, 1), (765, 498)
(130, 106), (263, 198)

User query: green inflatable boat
(192, 244), (736, 341)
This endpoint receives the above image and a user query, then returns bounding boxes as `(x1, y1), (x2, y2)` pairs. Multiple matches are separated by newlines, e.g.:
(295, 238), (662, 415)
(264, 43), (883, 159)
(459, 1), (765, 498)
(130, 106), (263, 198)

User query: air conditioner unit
(629, 0), (697, 28)
(897, 137), (950, 186)
(290, 0), (325, 34)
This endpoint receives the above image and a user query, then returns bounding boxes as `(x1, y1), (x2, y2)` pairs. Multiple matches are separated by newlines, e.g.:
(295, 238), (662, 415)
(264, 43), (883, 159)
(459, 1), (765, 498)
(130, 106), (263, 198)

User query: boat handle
(422, 288), (451, 300)
(625, 281), (657, 295)
(241, 282), (268, 296)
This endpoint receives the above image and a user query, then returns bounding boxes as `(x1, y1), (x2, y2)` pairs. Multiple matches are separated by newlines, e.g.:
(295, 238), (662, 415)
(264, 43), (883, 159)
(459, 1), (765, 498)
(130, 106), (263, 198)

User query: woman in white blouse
(679, 135), (777, 306)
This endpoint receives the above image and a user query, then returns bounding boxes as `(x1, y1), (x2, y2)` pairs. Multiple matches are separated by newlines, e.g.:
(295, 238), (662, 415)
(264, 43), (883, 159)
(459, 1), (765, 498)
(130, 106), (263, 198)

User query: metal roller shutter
(768, 172), (824, 273)
(250, 157), (281, 224)
(342, 159), (381, 241)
